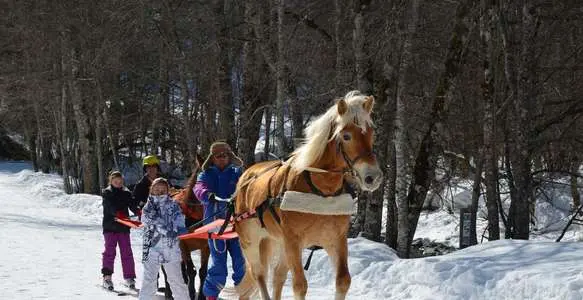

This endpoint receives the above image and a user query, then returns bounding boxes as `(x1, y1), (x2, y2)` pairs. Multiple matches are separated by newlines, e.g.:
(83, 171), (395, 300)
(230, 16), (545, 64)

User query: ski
(96, 284), (138, 297)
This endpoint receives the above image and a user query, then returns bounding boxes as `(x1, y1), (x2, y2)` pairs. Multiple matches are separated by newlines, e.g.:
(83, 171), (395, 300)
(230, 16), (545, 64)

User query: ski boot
(103, 275), (114, 291)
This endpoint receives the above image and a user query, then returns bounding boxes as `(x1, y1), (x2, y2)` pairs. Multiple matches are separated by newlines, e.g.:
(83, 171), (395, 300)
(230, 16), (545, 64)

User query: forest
(1, 0), (583, 258)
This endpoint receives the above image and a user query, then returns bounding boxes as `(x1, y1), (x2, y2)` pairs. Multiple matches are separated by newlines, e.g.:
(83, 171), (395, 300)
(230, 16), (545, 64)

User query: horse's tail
(220, 266), (257, 300)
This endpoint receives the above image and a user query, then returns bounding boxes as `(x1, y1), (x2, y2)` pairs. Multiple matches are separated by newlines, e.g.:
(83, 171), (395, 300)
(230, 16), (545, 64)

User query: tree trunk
(353, 0), (372, 94)
(24, 124), (38, 172)
(69, 48), (97, 194)
(237, 0), (266, 165)
(571, 162), (581, 211)
(153, 19), (169, 157)
(102, 103), (119, 171)
(363, 189), (383, 242)
(470, 155), (483, 246)
(263, 107), (272, 161)
(334, 0), (344, 91)
(400, 0), (474, 257)
(385, 139), (398, 248)
(484, 130), (500, 240)
(216, 0), (235, 146)
(96, 101), (105, 190)
(287, 69), (302, 148)
(179, 60), (197, 166)
(274, 0), (287, 157)
(58, 46), (73, 194)
(395, 0), (420, 258)
(363, 80), (391, 242)
(349, 0), (373, 238)
(33, 97), (50, 173)
(481, 0), (500, 240)
(506, 0), (536, 240)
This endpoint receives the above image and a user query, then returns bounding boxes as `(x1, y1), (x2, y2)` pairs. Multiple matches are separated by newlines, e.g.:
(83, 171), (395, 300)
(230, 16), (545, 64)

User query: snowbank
(303, 238), (583, 300)
(7, 167), (103, 223)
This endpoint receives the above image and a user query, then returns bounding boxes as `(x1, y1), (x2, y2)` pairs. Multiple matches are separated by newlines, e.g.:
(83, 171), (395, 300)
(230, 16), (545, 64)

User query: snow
(2, 161), (583, 299)
(413, 176), (583, 247)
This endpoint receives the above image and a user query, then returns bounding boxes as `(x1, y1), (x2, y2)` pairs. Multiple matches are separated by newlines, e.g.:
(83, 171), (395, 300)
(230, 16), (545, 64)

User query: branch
(531, 169), (583, 179)
(532, 101), (583, 136)
(284, 11), (333, 42)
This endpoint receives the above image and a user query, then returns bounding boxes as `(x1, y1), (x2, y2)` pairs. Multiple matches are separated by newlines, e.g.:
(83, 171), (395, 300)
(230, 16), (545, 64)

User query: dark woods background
(2, 0), (583, 257)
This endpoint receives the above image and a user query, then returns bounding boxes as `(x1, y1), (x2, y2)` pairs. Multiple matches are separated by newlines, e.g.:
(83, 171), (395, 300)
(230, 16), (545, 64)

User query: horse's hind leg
(239, 224), (272, 299)
(283, 237), (307, 300)
(325, 238), (351, 300)
(250, 237), (273, 299)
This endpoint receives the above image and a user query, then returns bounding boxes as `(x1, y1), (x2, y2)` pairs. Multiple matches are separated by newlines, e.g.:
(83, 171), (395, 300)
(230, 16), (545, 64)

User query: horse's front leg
(325, 238), (351, 300)
(197, 245), (210, 300)
(283, 236), (307, 300)
(180, 241), (197, 300)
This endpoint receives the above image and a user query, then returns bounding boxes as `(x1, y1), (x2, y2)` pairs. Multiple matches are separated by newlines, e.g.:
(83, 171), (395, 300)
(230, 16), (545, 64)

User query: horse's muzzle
(355, 164), (383, 192)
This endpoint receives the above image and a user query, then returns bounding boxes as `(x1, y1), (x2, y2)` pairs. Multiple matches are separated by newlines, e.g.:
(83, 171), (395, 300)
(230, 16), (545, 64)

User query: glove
(207, 193), (215, 202)
(177, 226), (188, 235)
(115, 211), (128, 220)
(133, 209), (142, 221)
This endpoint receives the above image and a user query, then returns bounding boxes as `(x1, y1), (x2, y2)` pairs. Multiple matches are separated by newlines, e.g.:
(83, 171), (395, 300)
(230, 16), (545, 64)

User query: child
(139, 177), (189, 300)
(133, 155), (161, 209)
(101, 171), (140, 290)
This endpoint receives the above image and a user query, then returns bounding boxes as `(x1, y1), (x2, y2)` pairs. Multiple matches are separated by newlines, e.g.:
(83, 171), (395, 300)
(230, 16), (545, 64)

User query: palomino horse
(234, 91), (383, 300)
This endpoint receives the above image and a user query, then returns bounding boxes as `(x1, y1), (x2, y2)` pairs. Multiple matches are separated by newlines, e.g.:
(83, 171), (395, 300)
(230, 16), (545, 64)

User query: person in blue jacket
(193, 141), (245, 300)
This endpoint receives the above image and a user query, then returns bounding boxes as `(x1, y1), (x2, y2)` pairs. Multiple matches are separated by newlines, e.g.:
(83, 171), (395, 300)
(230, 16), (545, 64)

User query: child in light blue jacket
(139, 178), (188, 300)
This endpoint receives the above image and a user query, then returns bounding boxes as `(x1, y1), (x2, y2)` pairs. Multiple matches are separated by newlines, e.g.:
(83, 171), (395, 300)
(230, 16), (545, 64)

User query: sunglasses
(213, 152), (229, 159)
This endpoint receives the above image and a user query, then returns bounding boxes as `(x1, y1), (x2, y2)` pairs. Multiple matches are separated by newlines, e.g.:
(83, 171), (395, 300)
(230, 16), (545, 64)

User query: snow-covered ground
(413, 176), (583, 247)
(2, 161), (583, 299)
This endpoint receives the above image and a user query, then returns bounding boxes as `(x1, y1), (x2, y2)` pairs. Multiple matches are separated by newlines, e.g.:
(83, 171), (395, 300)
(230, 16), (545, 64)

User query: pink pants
(101, 232), (136, 279)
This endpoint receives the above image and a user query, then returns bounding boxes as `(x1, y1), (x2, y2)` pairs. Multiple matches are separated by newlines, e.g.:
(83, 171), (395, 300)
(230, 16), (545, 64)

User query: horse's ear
(337, 98), (348, 115)
(363, 96), (374, 113)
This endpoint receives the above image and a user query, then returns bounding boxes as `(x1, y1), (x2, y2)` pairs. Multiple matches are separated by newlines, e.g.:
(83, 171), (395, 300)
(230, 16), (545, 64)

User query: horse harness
(214, 139), (369, 236)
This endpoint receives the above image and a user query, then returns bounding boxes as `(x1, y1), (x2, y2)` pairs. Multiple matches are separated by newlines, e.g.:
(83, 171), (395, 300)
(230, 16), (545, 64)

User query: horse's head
(332, 91), (383, 191)
(292, 91), (383, 192)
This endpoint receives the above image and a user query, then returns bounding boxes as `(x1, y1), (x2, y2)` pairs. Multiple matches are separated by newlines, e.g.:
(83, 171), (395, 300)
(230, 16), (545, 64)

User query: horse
(233, 91), (383, 300)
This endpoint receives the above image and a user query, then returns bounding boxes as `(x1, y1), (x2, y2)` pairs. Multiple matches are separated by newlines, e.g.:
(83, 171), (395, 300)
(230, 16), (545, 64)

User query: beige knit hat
(201, 141), (243, 170)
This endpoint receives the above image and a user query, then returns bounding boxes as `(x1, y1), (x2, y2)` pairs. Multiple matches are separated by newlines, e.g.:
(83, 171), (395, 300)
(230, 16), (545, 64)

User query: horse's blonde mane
(290, 90), (373, 171)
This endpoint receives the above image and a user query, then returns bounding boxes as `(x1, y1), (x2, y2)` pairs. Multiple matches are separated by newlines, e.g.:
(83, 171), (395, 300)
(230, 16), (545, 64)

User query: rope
(186, 206), (228, 232)
(212, 237), (227, 254)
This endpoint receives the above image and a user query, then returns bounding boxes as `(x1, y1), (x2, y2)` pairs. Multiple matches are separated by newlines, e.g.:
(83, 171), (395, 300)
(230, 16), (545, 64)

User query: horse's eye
(343, 133), (351, 141)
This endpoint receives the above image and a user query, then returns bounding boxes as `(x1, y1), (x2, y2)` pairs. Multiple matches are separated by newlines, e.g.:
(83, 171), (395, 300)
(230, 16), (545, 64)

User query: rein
(337, 139), (374, 173)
